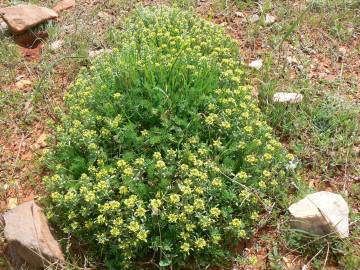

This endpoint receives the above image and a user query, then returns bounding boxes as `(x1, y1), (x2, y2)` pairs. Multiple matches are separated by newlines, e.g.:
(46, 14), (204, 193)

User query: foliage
(44, 6), (294, 269)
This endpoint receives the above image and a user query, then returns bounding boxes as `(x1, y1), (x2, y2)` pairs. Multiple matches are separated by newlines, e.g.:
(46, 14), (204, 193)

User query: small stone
(273, 92), (303, 103)
(7, 198), (18, 209)
(53, 0), (75, 13)
(33, 133), (48, 149)
(265, 14), (276, 25)
(0, 4), (58, 34)
(89, 48), (112, 58)
(250, 14), (260, 23)
(2, 201), (65, 268)
(50, 39), (64, 50)
(0, 19), (8, 33)
(97, 11), (112, 22)
(288, 191), (349, 238)
(235, 11), (244, 18)
(249, 59), (263, 70)
(15, 79), (32, 89)
(286, 56), (299, 65)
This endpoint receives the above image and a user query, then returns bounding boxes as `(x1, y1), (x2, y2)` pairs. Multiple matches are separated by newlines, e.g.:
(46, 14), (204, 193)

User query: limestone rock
(250, 14), (260, 23)
(0, 19), (8, 34)
(288, 191), (349, 238)
(0, 4), (58, 34)
(2, 200), (65, 269)
(249, 59), (263, 70)
(265, 14), (276, 25)
(273, 92), (303, 103)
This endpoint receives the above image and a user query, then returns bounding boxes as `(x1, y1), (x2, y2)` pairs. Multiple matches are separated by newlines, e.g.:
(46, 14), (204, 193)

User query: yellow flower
(220, 121), (231, 129)
(245, 155), (257, 164)
(155, 160), (166, 170)
(113, 217), (124, 226)
(263, 153), (272, 160)
(194, 199), (205, 210)
(259, 181), (266, 189)
(180, 185), (192, 195)
(97, 215), (106, 224)
(238, 141), (246, 149)
(137, 230), (148, 241)
(184, 204), (194, 214)
(262, 170), (271, 177)
(123, 166), (134, 177)
(153, 152), (162, 160)
(117, 159), (127, 168)
(110, 227), (121, 237)
(135, 157), (145, 166)
(180, 164), (189, 172)
(210, 207), (221, 218)
(168, 214), (178, 223)
(181, 231), (190, 240)
(211, 178), (222, 188)
(244, 126), (253, 134)
(251, 211), (259, 220)
(150, 199), (162, 209)
(237, 171), (248, 180)
(195, 238), (207, 249)
(180, 242), (190, 253)
(195, 187), (204, 194)
(212, 139), (222, 148)
(287, 153), (294, 160)
(135, 207), (147, 217)
(241, 111), (249, 119)
(169, 193), (181, 204)
(124, 195), (137, 208)
(238, 229), (247, 238)
(119, 185), (128, 194)
(141, 129), (149, 136)
(128, 221), (140, 232)
(230, 218), (243, 229)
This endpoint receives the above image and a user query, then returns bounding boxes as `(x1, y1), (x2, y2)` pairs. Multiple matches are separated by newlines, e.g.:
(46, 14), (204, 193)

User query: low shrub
(44, 6), (294, 269)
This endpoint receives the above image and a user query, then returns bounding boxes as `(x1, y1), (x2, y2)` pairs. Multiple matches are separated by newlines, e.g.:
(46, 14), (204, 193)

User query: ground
(0, 0), (359, 269)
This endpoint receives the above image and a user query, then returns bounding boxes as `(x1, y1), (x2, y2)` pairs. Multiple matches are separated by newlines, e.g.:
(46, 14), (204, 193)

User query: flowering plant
(44, 6), (293, 269)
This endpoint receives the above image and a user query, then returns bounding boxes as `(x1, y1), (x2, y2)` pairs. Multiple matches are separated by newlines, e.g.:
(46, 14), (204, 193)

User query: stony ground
(0, 0), (359, 269)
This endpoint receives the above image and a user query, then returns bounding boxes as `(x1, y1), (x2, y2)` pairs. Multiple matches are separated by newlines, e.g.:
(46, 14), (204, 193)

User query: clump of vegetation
(44, 6), (294, 269)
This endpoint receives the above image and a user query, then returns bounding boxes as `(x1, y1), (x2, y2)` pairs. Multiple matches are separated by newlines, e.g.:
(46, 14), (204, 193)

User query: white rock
(250, 14), (260, 23)
(249, 59), (263, 70)
(50, 39), (64, 50)
(288, 191), (349, 238)
(286, 56), (299, 65)
(265, 14), (276, 25)
(273, 92), (303, 103)
(235, 11), (244, 18)
(0, 19), (8, 33)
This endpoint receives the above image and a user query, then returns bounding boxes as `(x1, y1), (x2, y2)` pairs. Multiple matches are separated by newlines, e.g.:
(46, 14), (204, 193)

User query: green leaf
(159, 258), (172, 267)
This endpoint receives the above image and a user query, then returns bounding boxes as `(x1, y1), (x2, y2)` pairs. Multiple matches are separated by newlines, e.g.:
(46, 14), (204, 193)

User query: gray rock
(265, 14), (276, 25)
(0, 4), (58, 34)
(0, 19), (8, 34)
(2, 200), (65, 269)
(250, 14), (260, 23)
(288, 191), (349, 238)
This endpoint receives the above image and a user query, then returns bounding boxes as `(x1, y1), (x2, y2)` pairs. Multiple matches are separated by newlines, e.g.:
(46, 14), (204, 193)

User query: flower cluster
(44, 6), (292, 269)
